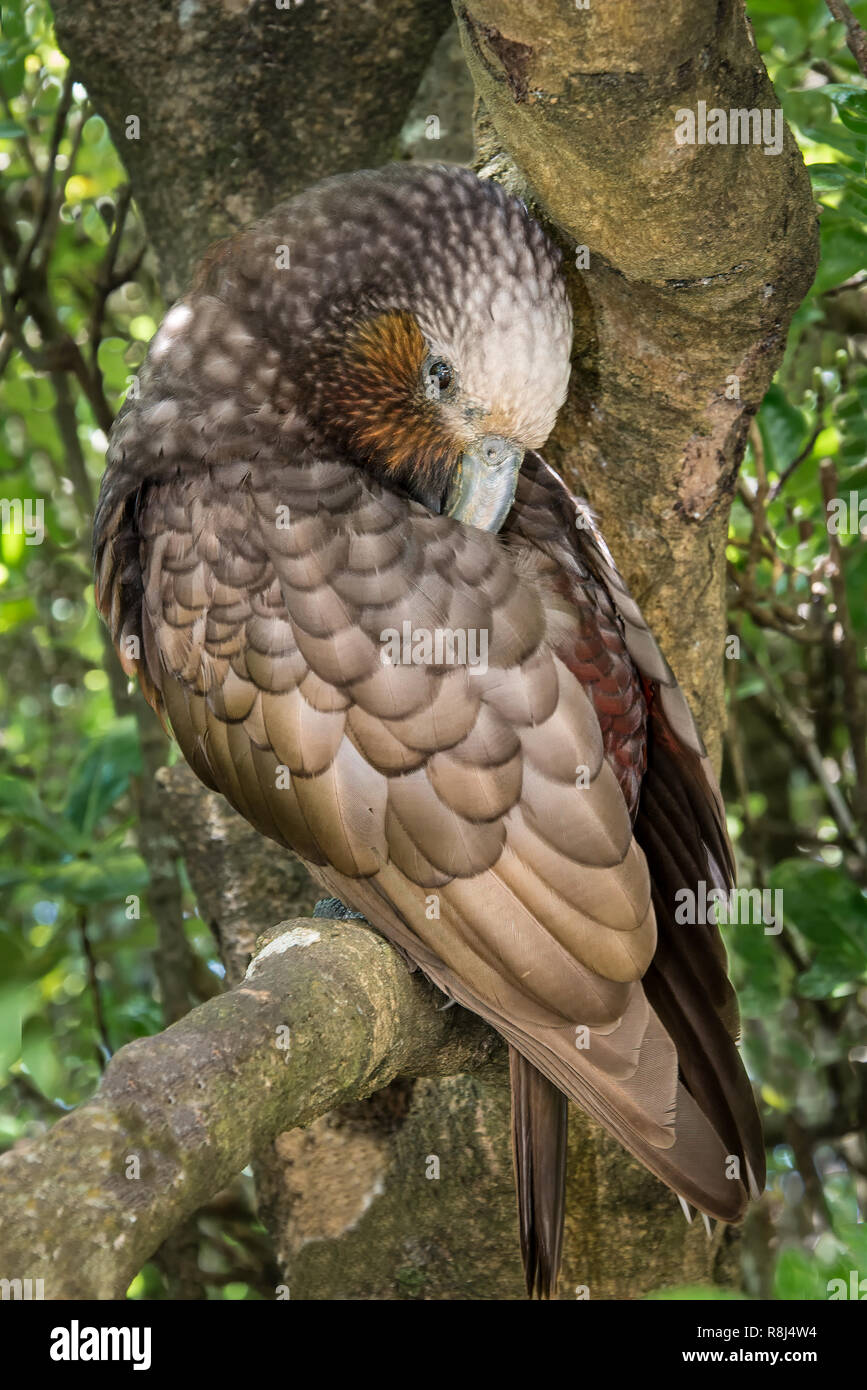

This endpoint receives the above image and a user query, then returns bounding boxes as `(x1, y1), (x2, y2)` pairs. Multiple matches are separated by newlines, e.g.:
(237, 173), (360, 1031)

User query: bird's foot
(313, 895), (427, 976)
(313, 896), (369, 924)
(677, 1196), (713, 1241)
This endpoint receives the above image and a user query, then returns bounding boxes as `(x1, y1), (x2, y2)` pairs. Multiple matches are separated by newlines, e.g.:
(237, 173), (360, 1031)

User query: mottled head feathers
(98, 164), (573, 544)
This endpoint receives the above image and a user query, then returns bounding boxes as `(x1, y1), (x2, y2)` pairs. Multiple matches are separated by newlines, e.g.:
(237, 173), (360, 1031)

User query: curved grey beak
(444, 435), (524, 534)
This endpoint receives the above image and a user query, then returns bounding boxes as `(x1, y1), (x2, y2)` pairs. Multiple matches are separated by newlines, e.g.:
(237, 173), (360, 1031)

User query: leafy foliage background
(0, 0), (865, 1299)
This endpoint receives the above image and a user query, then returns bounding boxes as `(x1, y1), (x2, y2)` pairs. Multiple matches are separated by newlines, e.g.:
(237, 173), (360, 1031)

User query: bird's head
(136, 166), (573, 534)
(284, 165), (574, 531)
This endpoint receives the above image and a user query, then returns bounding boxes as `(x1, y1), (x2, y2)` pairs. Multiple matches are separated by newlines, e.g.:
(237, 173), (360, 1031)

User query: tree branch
(0, 917), (500, 1299)
(825, 0), (867, 77)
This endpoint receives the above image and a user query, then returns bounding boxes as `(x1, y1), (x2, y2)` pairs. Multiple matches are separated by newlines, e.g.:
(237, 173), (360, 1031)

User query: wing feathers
(133, 451), (760, 1259)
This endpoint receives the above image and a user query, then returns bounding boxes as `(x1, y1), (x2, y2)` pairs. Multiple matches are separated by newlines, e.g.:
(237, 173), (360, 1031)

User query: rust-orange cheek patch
(340, 311), (459, 481)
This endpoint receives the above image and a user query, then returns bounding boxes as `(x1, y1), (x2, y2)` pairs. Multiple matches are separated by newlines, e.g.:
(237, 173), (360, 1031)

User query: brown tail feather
(636, 723), (766, 1198)
(509, 1046), (568, 1299)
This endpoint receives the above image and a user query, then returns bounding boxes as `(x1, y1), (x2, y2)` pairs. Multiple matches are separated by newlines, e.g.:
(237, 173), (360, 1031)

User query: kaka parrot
(94, 164), (764, 1298)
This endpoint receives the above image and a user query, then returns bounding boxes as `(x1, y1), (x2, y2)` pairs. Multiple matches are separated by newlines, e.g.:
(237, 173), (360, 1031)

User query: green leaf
(771, 859), (867, 946)
(798, 957), (860, 999)
(0, 982), (38, 1079)
(814, 217), (867, 296)
(37, 851), (148, 905)
(774, 1247), (828, 1300)
(808, 162), (856, 190)
(769, 859), (867, 998)
(0, 773), (70, 844)
(817, 85), (867, 134)
(20, 1016), (63, 1097)
(757, 383), (810, 474)
(64, 718), (141, 835)
(835, 1221), (867, 1269)
(726, 919), (785, 1014)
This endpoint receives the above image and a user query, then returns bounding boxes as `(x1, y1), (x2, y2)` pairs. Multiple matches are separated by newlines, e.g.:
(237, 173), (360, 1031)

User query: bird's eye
(424, 357), (454, 400)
